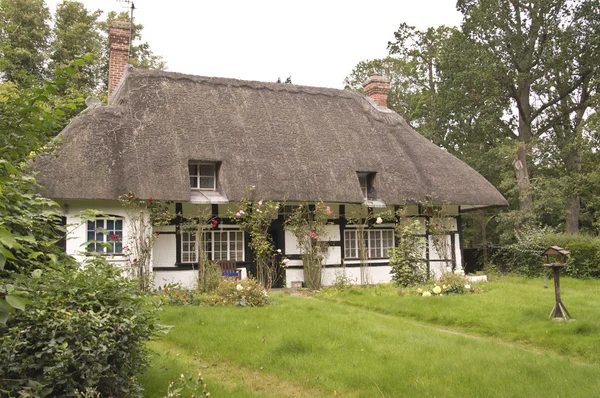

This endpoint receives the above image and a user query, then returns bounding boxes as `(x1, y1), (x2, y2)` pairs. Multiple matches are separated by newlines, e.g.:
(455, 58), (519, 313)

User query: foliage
(198, 259), (222, 294)
(230, 191), (281, 289)
(206, 277), (269, 307)
(284, 202), (331, 290)
(159, 283), (204, 306)
(0, 258), (155, 397)
(329, 268), (357, 291)
(492, 227), (600, 278)
(119, 192), (172, 292)
(0, 0), (51, 85)
(389, 218), (427, 287)
(164, 372), (210, 398)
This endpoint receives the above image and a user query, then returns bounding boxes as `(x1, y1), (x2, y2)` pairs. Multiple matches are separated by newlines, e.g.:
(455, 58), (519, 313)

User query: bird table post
(542, 246), (572, 321)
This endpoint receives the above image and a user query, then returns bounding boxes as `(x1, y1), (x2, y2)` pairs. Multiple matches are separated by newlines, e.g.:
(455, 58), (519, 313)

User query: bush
(198, 260), (221, 293)
(389, 220), (428, 287)
(159, 282), (204, 306)
(0, 259), (155, 397)
(207, 277), (269, 307)
(491, 226), (600, 278)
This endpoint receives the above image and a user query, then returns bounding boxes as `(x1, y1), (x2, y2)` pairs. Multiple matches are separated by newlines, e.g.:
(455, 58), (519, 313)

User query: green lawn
(140, 277), (600, 397)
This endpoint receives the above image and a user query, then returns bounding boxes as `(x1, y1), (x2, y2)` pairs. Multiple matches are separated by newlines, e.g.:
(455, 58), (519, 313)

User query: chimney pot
(108, 21), (131, 100)
(362, 74), (391, 108)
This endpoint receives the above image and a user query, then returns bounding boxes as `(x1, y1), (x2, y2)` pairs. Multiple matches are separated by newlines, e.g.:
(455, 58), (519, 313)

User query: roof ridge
(128, 67), (358, 99)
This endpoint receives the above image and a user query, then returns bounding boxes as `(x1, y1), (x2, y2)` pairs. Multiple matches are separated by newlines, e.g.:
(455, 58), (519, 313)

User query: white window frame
(344, 228), (394, 259)
(189, 162), (217, 190)
(181, 229), (244, 263)
(87, 217), (124, 254)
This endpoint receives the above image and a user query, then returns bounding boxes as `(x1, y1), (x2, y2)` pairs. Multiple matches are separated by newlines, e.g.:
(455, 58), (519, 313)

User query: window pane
(107, 220), (114, 230)
(115, 219), (123, 230)
(189, 164), (198, 176)
(199, 176), (215, 189)
(190, 176), (198, 188)
(200, 164), (215, 177)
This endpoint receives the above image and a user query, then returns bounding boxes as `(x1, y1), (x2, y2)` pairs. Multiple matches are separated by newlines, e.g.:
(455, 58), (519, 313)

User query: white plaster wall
(154, 270), (198, 289)
(60, 200), (130, 266)
(286, 266), (393, 287)
(153, 233), (176, 267)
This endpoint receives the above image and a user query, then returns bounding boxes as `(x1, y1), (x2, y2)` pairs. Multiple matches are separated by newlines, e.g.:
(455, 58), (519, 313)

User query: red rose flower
(109, 234), (119, 241)
(147, 197), (153, 203)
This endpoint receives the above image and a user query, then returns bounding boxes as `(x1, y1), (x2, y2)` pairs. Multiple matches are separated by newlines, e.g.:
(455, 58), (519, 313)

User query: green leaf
(32, 269), (43, 279)
(0, 227), (22, 249)
(5, 294), (27, 311)
(29, 251), (43, 260)
(0, 252), (5, 270)
(0, 306), (10, 325)
(0, 245), (17, 260)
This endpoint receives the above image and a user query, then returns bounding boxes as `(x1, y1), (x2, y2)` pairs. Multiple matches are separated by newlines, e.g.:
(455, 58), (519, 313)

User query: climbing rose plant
(285, 202), (331, 290)
(230, 192), (280, 289)
(119, 192), (172, 292)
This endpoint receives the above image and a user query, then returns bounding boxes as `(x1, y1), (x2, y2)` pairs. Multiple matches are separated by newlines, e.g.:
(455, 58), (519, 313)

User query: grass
(140, 277), (600, 397)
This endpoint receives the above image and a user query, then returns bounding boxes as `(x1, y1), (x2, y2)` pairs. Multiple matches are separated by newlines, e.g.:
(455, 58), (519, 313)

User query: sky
(45, 0), (463, 89)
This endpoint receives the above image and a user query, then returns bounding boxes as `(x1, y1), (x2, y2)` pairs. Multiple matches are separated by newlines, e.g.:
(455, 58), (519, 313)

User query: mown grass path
(140, 278), (600, 397)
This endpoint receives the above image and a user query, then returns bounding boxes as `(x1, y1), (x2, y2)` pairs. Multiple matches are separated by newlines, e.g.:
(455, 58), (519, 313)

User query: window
(357, 172), (376, 200)
(189, 163), (216, 190)
(87, 218), (123, 254)
(344, 229), (394, 259)
(181, 230), (244, 262)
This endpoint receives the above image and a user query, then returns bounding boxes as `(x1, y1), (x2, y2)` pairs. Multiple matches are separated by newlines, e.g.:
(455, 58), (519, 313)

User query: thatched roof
(34, 67), (507, 208)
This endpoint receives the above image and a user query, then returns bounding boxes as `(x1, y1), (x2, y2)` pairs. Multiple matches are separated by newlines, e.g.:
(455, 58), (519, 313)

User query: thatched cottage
(34, 22), (507, 288)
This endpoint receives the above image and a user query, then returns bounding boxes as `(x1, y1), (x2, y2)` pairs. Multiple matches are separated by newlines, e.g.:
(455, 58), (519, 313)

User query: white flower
(465, 284), (471, 289)
(422, 291), (432, 297)
(376, 217), (383, 224)
(236, 284), (243, 291)
(240, 210), (245, 215)
(258, 200), (263, 206)
(432, 285), (442, 294)
(446, 267), (452, 273)
(281, 258), (289, 264)
(277, 249), (282, 253)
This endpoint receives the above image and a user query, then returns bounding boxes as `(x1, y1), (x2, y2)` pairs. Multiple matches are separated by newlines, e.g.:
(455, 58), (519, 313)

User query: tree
(50, 1), (103, 95)
(456, 0), (599, 217)
(0, 0), (51, 85)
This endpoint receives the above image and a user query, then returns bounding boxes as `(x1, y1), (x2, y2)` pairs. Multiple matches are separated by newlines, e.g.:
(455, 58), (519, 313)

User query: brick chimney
(362, 73), (391, 108)
(108, 21), (131, 99)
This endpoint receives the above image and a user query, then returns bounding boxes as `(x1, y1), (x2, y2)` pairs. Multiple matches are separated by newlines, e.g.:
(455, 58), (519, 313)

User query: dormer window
(357, 172), (376, 200)
(189, 162), (216, 190)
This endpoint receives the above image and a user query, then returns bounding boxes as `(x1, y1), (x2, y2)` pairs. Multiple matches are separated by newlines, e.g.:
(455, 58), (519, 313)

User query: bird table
(542, 246), (571, 321)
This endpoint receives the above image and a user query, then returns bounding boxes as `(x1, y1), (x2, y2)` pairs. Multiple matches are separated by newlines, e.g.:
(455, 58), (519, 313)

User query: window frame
(87, 217), (124, 255)
(344, 228), (394, 259)
(189, 162), (217, 191)
(181, 229), (245, 263)
(357, 172), (376, 200)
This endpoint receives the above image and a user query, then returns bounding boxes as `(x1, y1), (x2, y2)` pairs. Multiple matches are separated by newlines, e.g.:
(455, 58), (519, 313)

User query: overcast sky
(45, 0), (462, 89)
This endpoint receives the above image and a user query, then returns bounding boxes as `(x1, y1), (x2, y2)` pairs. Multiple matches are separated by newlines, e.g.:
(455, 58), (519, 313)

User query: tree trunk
(514, 141), (533, 211)
(565, 194), (580, 233)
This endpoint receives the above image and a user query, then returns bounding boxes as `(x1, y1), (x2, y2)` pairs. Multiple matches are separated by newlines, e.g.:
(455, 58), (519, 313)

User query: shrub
(389, 220), (428, 286)
(207, 277), (269, 307)
(0, 259), (155, 397)
(160, 282), (204, 306)
(198, 260), (221, 293)
(491, 226), (600, 278)
(437, 273), (469, 295)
